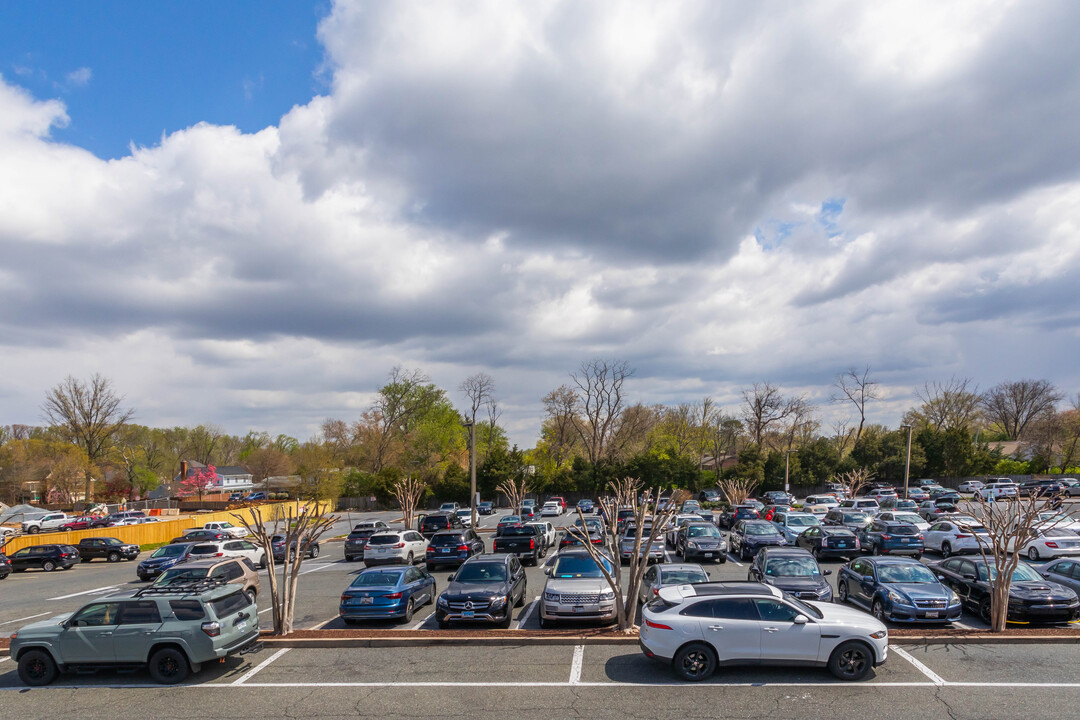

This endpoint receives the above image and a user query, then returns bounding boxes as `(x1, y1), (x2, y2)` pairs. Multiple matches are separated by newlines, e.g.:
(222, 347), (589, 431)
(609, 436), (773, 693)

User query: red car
(547, 496), (567, 512)
(59, 516), (95, 531)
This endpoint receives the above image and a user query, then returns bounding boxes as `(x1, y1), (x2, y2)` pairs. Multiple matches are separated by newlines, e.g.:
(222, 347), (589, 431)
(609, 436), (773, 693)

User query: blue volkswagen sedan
(837, 556), (961, 623)
(339, 565), (436, 624)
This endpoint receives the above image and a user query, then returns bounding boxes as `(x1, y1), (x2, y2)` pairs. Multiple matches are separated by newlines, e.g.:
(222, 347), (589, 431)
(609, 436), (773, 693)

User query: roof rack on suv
(134, 578), (231, 597)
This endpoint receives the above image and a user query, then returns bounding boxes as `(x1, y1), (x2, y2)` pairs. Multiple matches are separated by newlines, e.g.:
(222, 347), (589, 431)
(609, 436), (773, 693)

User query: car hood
(767, 576), (831, 593)
(887, 583), (950, 601)
(141, 555), (184, 566)
(14, 613), (72, 636)
(811, 601), (888, 633)
(445, 580), (510, 598)
(1010, 581), (1077, 602)
(545, 578), (610, 594)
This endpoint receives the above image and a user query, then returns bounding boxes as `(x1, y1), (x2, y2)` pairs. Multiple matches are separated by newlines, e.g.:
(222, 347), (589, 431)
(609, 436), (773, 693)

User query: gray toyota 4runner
(10, 580), (263, 686)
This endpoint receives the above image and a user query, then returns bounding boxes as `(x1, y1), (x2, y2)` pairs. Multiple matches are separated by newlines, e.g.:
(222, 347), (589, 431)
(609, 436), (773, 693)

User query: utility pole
(902, 424), (913, 500)
(784, 450), (791, 495)
(462, 418), (477, 528)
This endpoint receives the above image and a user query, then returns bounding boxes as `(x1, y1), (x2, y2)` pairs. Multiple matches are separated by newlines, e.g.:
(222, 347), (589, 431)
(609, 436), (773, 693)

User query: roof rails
(134, 578), (230, 597)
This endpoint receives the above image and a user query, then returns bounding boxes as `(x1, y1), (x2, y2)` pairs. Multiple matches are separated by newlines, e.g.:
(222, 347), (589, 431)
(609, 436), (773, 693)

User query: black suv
(1019, 479), (1064, 498)
(77, 537), (140, 562)
(0, 552), (10, 580)
(7, 544), (81, 572)
(426, 529), (485, 570)
(435, 554), (528, 629)
(420, 512), (464, 538)
(343, 522), (389, 562)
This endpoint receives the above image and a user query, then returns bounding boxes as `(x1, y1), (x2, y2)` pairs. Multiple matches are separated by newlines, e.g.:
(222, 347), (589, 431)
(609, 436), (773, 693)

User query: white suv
(187, 540), (266, 569)
(840, 499), (880, 513)
(974, 482), (1017, 500)
(639, 582), (888, 682)
(364, 530), (428, 566)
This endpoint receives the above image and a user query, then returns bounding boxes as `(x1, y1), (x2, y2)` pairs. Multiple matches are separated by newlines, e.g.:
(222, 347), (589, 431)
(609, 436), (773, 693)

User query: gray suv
(10, 580), (262, 686)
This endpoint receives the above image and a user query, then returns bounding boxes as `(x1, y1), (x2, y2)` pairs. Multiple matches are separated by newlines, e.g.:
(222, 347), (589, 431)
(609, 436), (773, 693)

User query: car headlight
(870, 629), (888, 639)
(490, 596), (508, 609)
(887, 590), (911, 606)
(600, 590), (615, 600)
(948, 589), (960, 605)
(437, 595), (448, 606)
(544, 591), (560, 602)
(687, 541), (699, 549)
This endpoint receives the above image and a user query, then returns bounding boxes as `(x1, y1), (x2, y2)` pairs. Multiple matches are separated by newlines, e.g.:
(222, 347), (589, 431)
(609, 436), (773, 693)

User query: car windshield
(781, 593), (824, 619)
(660, 569), (708, 584)
(348, 530), (374, 539)
(151, 545), (188, 558)
(686, 525), (721, 538)
(842, 512), (869, 523)
(351, 571), (404, 587)
(1039, 513), (1073, 524)
(980, 564), (1042, 582)
(893, 514), (924, 525)
(552, 555), (613, 578)
(877, 564), (938, 583)
(765, 557), (821, 577)
(500, 516), (521, 524)
(367, 535), (401, 545)
(455, 564), (508, 583)
(786, 515), (819, 527)
(744, 523), (778, 536)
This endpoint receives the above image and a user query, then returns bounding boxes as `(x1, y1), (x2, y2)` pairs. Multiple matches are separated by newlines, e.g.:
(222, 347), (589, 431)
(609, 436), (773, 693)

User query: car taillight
(653, 587), (660, 595)
(427, 547), (436, 553)
(820, 538), (829, 547)
(529, 538), (536, 549)
(854, 538), (861, 548)
(341, 594), (350, 602)
(956, 533), (972, 539)
(916, 535), (924, 541)
(458, 545), (469, 552)
(213, 552), (224, 557)
(644, 619), (672, 630)
(881, 534), (892, 540)
(201, 621), (221, 637)
(1046, 542), (1060, 548)
(393, 543), (405, 549)
(384, 592), (402, 599)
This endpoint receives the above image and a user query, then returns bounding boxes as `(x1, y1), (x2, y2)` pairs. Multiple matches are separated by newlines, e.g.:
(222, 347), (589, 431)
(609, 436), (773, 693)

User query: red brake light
(384, 592), (402, 599)
(881, 534), (892, 540)
(653, 588), (660, 595)
(1046, 542), (1059, 548)
(529, 538), (536, 549)
(645, 619), (672, 630)
(393, 543), (405, 549)
(427, 547), (436, 553)
(457, 545), (469, 552)
(956, 533), (972, 539)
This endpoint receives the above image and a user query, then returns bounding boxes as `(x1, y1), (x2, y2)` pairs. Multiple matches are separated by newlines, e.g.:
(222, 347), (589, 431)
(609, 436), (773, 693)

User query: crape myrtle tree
(393, 476), (427, 529)
(715, 476), (760, 507)
(497, 473), (532, 513)
(232, 501), (338, 635)
(567, 478), (680, 632)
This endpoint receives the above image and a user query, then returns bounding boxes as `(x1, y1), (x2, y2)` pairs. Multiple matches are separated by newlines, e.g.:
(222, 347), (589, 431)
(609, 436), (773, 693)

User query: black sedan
(929, 557), (1080, 624)
(796, 525), (860, 560)
(748, 546), (833, 602)
(729, 520), (787, 561)
(435, 554), (527, 629)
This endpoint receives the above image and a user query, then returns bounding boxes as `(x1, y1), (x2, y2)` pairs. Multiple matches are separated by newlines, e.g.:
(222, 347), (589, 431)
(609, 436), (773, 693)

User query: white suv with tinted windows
(364, 530), (429, 565)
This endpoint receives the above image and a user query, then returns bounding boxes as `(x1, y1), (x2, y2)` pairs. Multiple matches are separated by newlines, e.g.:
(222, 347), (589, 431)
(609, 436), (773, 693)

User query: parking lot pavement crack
(934, 687), (961, 720)
(283, 688), (317, 720)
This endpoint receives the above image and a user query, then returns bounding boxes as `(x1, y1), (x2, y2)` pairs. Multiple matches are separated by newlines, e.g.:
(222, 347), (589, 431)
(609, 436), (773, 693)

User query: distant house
(988, 441), (1037, 461)
(174, 461), (254, 494)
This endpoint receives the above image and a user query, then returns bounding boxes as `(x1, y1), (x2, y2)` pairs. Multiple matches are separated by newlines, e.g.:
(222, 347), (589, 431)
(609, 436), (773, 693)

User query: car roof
(164, 557), (241, 569)
(677, 581), (780, 598)
(866, 556), (924, 566)
(464, 553), (513, 564)
(759, 547), (814, 557)
(659, 563), (708, 573)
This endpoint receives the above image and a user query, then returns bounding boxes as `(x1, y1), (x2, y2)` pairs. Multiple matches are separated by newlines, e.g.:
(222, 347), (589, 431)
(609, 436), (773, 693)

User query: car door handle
(98, 631), (113, 636)
(707, 625), (724, 631)
(763, 627), (779, 633)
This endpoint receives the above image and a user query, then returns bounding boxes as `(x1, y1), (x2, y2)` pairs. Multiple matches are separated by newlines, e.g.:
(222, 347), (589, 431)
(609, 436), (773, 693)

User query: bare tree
(780, 396), (815, 453)
(244, 448), (294, 496)
(570, 359), (635, 464)
(968, 493), (1061, 631)
(607, 403), (658, 462)
(741, 382), (798, 447)
(833, 366), (879, 443)
(568, 479), (679, 632)
(497, 472), (532, 513)
(541, 385), (580, 467)
(41, 374), (134, 503)
(716, 476), (761, 506)
(696, 397), (716, 470)
(834, 468), (873, 499)
(393, 476), (427, 529)
(831, 418), (855, 456)
(705, 411), (741, 482)
(981, 379), (1063, 441)
(232, 502), (337, 635)
(909, 377), (981, 432)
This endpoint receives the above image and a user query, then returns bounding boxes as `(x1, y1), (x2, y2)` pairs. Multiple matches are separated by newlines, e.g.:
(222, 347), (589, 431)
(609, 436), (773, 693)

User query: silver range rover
(619, 524), (666, 563)
(539, 550), (617, 628)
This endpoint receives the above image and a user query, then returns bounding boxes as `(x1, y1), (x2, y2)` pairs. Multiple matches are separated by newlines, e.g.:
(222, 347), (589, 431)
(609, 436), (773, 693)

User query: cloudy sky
(2, 0), (1079, 447)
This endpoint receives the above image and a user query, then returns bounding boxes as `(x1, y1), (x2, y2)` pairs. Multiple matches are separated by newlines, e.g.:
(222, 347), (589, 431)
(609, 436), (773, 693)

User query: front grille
(448, 601), (491, 611)
(914, 600), (947, 608)
(559, 593), (601, 605)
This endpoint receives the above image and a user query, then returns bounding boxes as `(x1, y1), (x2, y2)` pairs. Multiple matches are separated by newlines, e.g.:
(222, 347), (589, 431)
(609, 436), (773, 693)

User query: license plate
(441, 548), (451, 553)
(901, 538), (910, 543)
(704, 553), (713, 558)
(573, 606), (584, 613)
(925, 611), (939, 618)
(237, 621), (247, 632)
(361, 597), (373, 605)
(378, 548), (388, 553)
(462, 611), (475, 618)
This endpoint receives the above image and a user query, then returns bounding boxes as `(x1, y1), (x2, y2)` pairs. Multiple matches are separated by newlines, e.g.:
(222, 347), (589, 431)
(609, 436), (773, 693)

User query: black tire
(18, 649), (58, 687)
(107, 551), (120, 563)
(406, 552), (414, 565)
(913, 553), (922, 561)
(401, 598), (414, 624)
(718, 554), (727, 564)
(828, 641), (873, 681)
(63, 564), (74, 571)
(343, 618), (359, 626)
(345, 556), (354, 562)
(499, 606), (514, 628)
(245, 589), (257, 605)
(1028, 546), (1040, 561)
(147, 647), (190, 685)
(310, 545), (320, 559)
(941, 543), (952, 559)
(871, 600), (886, 622)
(437, 617), (449, 629)
(813, 547), (823, 561)
(29, 526), (40, 534)
(837, 580), (850, 603)
(42, 560), (56, 572)
(871, 543), (881, 556)
(539, 616), (555, 629)
(979, 598), (993, 624)
(258, 554), (267, 570)
(426, 563), (436, 572)
(673, 642), (717, 682)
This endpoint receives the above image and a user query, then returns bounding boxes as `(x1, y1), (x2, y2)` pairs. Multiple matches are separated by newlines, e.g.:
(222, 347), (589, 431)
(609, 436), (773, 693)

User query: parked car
(918, 500), (959, 522)
(878, 498), (920, 511)
(11, 581), (262, 686)
(560, 526), (604, 548)
(526, 521), (557, 549)
(802, 495), (840, 515)
(7, 544), (81, 572)
(823, 482), (848, 498)
(540, 502), (562, 517)
(822, 509), (872, 531)
(763, 490), (794, 506)
(454, 509), (474, 528)
(547, 496), (567, 512)
(697, 489), (722, 504)
(420, 512), (464, 538)
(958, 480), (985, 493)
(243, 491), (268, 501)
(436, 554), (527, 628)
(188, 539), (266, 569)
(718, 505), (759, 529)
(858, 519), (924, 558)
(866, 488), (898, 502)
(639, 581), (889, 682)
(150, 557), (259, 601)
(492, 524), (546, 566)
(839, 499), (880, 513)
(59, 515), (96, 531)
(922, 517), (988, 557)
(477, 501), (495, 515)
(1019, 479), (1065, 498)
(496, 515), (522, 531)
(905, 488), (930, 502)
(1017, 526), (1080, 561)
(576, 499), (595, 513)
(667, 514), (705, 546)
(517, 506), (537, 522)
(439, 502), (461, 513)
(638, 563), (709, 605)
(1065, 481), (1080, 498)
(340, 565), (436, 624)
(269, 534), (320, 563)
(729, 520), (788, 561)
(90, 511), (147, 529)
(0, 552), (10, 580)
(619, 523), (666, 563)
(681, 500), (702, 514)
(200, 521), (249, 539)
(343, 521), (390, 562)
(795, 525), (860, 560)
(228, 492), (244, 502)
(974, 482), (1018, 500)
(364, 530), (429, 566)
(837, 557), (961, 623)
(20, 512), (69, 534)
(770, 511), (821, 543)
(426, 529), (485, 569)
(748, 547), (833, 602)
(1035, 512), (1080, 532)
(1039, 559), (1080, 597)
(177, 529), (232, 543)
(675, 522), (727, 563)
(929, 557), (1080, 624)
(615, 508), (636, 531)
(875, 511), (930, 532)
(539, 550), (617, 628)
(137, 543), (197, 580)
(77, 537), (140, 562)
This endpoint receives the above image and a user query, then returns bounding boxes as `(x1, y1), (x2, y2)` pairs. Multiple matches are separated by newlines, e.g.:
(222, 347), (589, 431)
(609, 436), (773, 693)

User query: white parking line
(515, 596), (541, 629)
(726, 554), (743, 566)
(891, 646), (946, 686)
(231, 648), (290, 685)
(47, 586), (118, 601)
(258, 607), (273, 615)
(569, 645), (584, 685)
(310, 616), (337, 630)
(409, 614), (431, 630)
(0, 612), (50, 626)
(0, 657), (9, 663)
(298, 563), (336, 576)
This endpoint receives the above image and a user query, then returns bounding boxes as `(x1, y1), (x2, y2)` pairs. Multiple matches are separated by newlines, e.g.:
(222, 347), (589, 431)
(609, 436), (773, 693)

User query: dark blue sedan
(837, 556), (961, 624)
(339, 565), (436, 624)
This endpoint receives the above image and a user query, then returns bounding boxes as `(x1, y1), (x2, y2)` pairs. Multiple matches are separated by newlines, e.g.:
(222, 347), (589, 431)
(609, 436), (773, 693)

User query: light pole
(462, 418), (477, 528)
(784, 450), (791, 495)
(901, 424), (913, 500)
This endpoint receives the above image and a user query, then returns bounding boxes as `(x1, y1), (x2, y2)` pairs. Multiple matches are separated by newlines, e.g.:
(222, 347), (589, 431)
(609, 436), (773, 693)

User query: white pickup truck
(195, 521), (249, 538)
(21, 512), (70, 534)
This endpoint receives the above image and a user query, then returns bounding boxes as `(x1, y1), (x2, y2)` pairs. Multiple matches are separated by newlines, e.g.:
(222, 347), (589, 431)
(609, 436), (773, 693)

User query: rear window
(347, 530), (375, 539)
(422, 517), (449, 528)
(210, 591), (252, 619)
(190, 544), (221, 555)
(888, 525), (918, 535)
(169, 600), (205, 620)
(499, 526), (535, 537)
(431, 534), (465, 546)
(368, 534), (401, 545)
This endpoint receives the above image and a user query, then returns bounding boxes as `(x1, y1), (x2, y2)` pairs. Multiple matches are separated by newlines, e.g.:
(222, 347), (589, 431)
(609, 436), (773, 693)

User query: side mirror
(793, 614), (809, 625)
(543, 566), (552, 575)
(823, 569), (832, 576)
(447, 574), (455, 581)
(862, 575), (874, 584)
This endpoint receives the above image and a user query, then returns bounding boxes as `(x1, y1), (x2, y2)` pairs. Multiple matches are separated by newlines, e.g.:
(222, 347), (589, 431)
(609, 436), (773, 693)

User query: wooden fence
(0, 501), (331, 554)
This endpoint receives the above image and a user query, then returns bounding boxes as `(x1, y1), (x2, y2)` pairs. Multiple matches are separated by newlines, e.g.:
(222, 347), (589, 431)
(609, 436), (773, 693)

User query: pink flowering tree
(180, 465), (219, 500)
